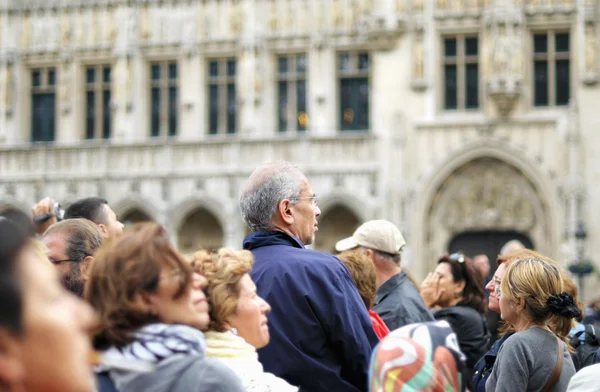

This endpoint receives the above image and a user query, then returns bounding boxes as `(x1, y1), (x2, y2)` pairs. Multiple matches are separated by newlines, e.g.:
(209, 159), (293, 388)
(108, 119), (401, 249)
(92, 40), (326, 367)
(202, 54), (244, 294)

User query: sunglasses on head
(449, 253), (465, 263)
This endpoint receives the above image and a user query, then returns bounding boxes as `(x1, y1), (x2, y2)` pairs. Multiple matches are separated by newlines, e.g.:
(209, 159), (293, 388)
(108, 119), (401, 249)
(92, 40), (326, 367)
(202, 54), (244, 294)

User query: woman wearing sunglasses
(86, 223), (244, 392)
(420, 253), (490, 390)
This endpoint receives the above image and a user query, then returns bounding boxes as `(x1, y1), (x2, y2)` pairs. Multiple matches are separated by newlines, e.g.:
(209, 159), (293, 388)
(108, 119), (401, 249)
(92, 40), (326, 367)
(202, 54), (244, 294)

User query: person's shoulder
(178, 356), (245, 391)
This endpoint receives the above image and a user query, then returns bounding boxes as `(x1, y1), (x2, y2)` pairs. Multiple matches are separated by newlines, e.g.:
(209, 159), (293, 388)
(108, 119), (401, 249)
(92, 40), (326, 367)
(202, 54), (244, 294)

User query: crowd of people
(1, 160), (599, 392)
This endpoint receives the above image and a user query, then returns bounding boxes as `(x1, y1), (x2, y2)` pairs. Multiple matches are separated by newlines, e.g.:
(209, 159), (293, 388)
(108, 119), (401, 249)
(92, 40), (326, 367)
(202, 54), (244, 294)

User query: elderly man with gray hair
(241, 162), (379, 392)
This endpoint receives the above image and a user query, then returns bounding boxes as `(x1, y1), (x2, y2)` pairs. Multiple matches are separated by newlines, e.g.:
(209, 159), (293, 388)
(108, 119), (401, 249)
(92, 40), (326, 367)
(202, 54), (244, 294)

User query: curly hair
(337, 249), (377, 310)
(190, 248), (254, 332)
(85, 223), (192, 350)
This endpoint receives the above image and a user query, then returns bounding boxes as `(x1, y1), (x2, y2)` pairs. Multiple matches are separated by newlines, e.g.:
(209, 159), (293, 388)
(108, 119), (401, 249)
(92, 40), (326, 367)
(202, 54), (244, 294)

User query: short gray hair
(240, 162), (306, 231)
(44, 218), (104, 261)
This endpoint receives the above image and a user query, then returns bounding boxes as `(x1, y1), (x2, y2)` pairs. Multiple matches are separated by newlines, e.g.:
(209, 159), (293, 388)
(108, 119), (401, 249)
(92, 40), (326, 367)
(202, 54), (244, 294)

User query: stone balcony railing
(0, 134), (378, 182)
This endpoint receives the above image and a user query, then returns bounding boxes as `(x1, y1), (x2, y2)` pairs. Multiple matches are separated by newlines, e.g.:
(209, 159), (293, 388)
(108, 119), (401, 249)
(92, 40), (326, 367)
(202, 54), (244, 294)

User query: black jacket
(434, 305), (490, 390)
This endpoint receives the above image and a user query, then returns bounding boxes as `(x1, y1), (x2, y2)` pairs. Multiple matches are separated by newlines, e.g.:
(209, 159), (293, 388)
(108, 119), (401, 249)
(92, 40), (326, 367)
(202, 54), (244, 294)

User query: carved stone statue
(4, 63), (15, 109)
(585, 25), (596, 73)
(492, 25), (511, 75)
(413, 33), (424, 79)
(61, 9), (72, 45)
(22, 13), (31, 48)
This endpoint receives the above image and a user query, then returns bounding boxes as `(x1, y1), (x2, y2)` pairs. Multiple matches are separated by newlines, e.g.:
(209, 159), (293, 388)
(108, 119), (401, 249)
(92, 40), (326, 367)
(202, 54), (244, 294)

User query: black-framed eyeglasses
(49, 253), (90, 265)
(50, 259), (80, 265)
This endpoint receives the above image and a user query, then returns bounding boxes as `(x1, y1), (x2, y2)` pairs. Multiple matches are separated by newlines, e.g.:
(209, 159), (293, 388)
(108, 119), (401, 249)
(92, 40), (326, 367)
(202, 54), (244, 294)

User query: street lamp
(575, 221), (587, 262)
(570, 221), (594, 296)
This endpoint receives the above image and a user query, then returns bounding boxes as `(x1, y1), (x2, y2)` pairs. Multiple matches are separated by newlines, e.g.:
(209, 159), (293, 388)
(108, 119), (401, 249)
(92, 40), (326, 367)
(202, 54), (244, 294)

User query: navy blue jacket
(472, 332), (513, 392)
(244, 231), (379, 392)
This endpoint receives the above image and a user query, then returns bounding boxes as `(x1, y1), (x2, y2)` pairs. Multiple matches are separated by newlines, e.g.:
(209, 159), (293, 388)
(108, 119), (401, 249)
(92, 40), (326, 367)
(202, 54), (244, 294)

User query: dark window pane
(534, 34), (547, 53)
(86, 91), (95, 139)
(47, 69), (56, 86)
(169, 63), (177, 80)
(86, 68), (96, 84)
(151, 87), (160, 137)
(340, 79), (354, 130)
(31, 93), (55, 142)
(227, 60), (236, 77)
(278, 81), (288, 132)
(168, 87), (177, 136)
(209, 85), (218, 134)
(32, 71), (41, 87)
(444, 38), (457, 57)
(556, 59), (570, 106)
(534, 60), (548, 106)
(465, 63), (479, 109)
(102, 90), (111, 139)
(340, 78), (369, 131)
(296, 79), (307, 131)
(466, 37), (478, 56)
(151, 64), (160, 80)
(339, 53), (350, 72)
(278, 57), (288, 74)
(227, 83), (236, 134)
(358, 53), (369, 71)
(296, 55), (307, 74)
(209, 61), (219, 77)
(103, 67), (111, 83)
(444, 64), (457, 110)
(556, 33), (569, 53)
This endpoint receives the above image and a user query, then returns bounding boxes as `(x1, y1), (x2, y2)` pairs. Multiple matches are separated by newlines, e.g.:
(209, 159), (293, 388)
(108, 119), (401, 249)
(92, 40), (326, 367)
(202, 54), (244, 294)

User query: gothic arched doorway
(448, 230), (534, 271)
(120, 209), (153, 227)
(423, 157), (551, 272)
(177, 207), (224, 255)
(313, 204), (360, 254)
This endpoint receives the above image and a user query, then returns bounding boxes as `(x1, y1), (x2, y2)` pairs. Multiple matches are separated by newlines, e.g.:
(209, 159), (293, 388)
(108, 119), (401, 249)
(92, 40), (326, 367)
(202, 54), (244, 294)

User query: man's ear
(97, 224), (109, 238)
(0, 329), (25, 388)
(80, 256), (94, 282)
(277, 199), (295, 226)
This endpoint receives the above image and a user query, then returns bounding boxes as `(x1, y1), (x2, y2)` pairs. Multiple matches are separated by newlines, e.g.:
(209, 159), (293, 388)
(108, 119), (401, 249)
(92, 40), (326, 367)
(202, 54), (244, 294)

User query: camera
(33, 202), (64, 223)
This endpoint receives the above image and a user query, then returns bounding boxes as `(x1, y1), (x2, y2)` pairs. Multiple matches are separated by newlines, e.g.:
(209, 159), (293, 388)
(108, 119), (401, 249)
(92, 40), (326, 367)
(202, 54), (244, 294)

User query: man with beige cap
(336, 220), (433, 331)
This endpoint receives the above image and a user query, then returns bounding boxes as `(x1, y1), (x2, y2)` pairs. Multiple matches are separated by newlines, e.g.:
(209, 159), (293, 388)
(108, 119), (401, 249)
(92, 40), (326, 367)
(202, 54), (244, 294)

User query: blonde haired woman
(486, 257), (579, 392)
(192, 249), (298, 392)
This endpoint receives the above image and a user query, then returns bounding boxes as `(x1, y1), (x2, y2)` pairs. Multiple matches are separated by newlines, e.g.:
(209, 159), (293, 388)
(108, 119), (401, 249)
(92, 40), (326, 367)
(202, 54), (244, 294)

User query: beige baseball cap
(335, 220), (406, 255)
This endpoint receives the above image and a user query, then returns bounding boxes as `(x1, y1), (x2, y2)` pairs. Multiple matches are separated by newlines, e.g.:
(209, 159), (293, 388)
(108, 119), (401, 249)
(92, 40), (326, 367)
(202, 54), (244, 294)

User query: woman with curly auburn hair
(86, 223), (244, 392)
(486, 256), (578, 392)
(191, 248), (297, 392)
(337, 249), (389, 339)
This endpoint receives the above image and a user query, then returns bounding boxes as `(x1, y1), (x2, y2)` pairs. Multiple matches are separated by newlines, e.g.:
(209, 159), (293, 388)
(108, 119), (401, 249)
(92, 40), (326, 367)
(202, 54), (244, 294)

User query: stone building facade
(0, 0), (599, 297)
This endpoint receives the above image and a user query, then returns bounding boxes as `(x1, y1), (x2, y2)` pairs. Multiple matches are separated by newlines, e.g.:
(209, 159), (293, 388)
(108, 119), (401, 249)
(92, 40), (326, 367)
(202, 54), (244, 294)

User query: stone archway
(423, 157), (551, 272)
(120, 209), (153, 227)
(313, 204), (361, 254)
(177, 207), (224, 255)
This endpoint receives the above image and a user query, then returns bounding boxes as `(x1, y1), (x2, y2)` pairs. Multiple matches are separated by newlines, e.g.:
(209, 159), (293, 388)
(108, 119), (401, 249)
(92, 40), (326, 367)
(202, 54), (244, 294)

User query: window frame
(207, 58), (238, 135)
(84, 64), (112, 140)
(31, 67), (57, 143)
(149, 61), (179, 137)
(441, 34), (480, 111)
(531, 30), (571, 108)
(276, 53), (308, 133)
(337, 51), (371, 132)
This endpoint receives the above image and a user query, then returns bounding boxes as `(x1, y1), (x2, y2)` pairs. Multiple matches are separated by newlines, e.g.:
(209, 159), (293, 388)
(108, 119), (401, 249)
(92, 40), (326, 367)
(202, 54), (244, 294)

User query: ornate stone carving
(430, 158), (538, 234)
(4, 61), (15, 116)
(411, 29), (427, 91)
(230, 1), (243, 35)
(485, 14), (524, 118)
(583, 23), (598, 85)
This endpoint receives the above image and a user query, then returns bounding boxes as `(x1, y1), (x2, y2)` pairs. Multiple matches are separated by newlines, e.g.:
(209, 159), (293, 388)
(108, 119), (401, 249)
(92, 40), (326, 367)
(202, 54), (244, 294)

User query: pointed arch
(412, 139), (559, 280)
